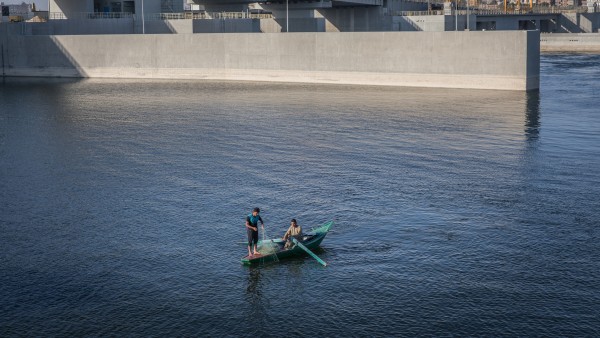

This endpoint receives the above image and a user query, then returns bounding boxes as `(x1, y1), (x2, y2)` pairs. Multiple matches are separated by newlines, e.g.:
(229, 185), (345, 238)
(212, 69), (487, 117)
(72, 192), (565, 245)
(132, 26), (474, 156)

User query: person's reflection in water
(245, 265), (262, 300)
(525, 90), (541, 143)
(244, 265), (270, 333)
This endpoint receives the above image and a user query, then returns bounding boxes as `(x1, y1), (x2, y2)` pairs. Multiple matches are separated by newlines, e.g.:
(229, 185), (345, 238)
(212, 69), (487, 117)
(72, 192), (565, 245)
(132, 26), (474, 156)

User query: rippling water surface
(1, 54), (599, 336)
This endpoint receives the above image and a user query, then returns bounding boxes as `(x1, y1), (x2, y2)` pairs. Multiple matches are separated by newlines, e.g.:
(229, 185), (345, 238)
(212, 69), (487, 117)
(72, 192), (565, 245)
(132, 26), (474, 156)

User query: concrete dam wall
(0, 30), (540, 91)
(541, 33), (600, 53)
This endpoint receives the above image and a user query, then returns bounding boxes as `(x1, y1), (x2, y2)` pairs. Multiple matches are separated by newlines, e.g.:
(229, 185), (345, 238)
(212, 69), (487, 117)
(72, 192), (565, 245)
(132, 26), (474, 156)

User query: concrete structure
(48, 0), (171, 18)
(396, 11), (600, 33)
(13, 10), (600, 35)
(12, 0), (594, 35)
(0, 28), (539, 91)
(541, 32), (600, 51)
(395, 13), (476, 31)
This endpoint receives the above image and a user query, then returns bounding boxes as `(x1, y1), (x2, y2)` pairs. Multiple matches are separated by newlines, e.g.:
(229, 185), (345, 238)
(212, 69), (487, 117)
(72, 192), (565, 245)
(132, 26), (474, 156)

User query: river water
(1, 54), (599, 336)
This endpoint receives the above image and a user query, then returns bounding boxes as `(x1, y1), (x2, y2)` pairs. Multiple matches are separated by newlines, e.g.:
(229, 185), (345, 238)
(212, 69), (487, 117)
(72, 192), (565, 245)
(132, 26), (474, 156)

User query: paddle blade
(291, 238), (327, 267)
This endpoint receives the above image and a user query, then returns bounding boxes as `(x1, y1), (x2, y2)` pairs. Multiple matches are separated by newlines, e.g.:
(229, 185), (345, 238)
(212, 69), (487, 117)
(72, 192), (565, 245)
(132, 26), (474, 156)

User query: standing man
(246, 207), (264, 257)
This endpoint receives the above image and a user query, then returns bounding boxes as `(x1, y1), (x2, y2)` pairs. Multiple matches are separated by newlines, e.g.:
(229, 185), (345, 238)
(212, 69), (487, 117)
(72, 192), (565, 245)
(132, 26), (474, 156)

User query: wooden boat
(241, 221), (333, 265)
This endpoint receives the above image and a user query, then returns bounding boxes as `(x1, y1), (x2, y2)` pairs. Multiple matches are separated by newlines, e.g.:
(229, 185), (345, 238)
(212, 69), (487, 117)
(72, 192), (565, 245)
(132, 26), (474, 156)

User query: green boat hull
(241, 221), (333, 265)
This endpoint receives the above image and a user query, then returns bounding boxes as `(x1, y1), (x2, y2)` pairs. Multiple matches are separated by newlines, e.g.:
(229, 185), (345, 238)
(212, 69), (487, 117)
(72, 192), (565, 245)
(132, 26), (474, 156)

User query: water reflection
(243, 265), (268, 331)
(3, 62), (600, 336)
(525, 90), (541, 142)
(244, 260), (307, 306)
(245, 265), (263, 300)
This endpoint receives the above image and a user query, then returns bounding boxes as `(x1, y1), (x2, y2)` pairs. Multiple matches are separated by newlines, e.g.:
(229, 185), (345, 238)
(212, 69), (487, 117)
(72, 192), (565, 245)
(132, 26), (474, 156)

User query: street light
(466, 0), (469, 30)
(286, 0), (289, 32)
(455, 0), (458, 31)
(142, 0), (145, 34)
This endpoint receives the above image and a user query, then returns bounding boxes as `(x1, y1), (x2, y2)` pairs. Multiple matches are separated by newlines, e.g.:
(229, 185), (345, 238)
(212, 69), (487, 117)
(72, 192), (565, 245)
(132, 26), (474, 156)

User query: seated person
(282, 218), (303, 249)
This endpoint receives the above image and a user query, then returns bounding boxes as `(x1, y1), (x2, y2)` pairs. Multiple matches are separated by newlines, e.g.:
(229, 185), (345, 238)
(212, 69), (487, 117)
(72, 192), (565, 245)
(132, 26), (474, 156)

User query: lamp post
(141, 0), (145, 34)
(286, 0), (289, 32)
(455, 0), (458, 31)
(466, 0), (469, 30)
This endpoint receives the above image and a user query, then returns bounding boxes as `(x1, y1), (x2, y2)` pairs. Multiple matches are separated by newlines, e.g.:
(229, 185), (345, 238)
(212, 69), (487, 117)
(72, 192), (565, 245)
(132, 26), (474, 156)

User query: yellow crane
(505, 0), (533, 13)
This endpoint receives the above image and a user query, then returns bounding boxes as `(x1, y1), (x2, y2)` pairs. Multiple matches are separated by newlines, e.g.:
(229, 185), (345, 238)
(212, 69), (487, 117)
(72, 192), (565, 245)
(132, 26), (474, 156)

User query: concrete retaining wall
(192, 19), (258, 34)
(318, 7), (390, 32)
(395, 15), (446, 32)
(140, 18), (326, 34)
(15, 19), (136, 35)
(0, 29), (540, 90)
(394, 15), (475, 32)
(580, 13), (600, 33)
(541, 33), (600, 52)
(260, 18), (326, 33)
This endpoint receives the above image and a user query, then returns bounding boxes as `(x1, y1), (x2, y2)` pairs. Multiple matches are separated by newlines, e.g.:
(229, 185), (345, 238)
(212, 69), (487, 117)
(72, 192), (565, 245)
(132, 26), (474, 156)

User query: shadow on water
(0, 77), (84, 114)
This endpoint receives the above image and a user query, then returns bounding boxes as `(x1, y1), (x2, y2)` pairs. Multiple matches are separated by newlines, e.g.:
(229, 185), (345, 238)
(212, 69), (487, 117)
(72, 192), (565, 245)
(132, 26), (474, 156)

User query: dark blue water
(1, 54), (599, 337)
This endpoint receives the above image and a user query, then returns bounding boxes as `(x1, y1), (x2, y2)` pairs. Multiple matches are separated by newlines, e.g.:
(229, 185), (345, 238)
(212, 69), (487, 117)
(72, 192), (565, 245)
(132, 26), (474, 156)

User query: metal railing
(147, 11), (273, 20)
(49, 12), (133, 20)
(338, 0), (382, 5)
(394, 10), (446, 16)
(46, 7), (589, 21)
(45, 11), (274, 21)
(392, 6), (588, 16)
(401, 0), (446, 4)
(473, 7), (588, 15)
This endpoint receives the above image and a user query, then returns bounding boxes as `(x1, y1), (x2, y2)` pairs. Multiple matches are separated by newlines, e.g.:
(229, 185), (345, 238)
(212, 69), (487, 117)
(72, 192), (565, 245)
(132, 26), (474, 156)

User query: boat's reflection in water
(245, 260), (308, 324)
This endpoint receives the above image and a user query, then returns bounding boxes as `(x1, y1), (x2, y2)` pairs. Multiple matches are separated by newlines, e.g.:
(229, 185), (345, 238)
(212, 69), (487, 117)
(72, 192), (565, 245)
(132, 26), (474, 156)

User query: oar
(291, 237), (327, 267)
